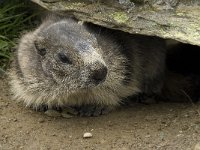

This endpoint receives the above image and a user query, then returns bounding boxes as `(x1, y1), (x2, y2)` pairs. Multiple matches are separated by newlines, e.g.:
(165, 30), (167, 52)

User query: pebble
(176, 134), (184, 137)
(13, 118), (18, 122)
(61, 113), (73, 119)
(184, 114), (189, 118)
(145, 135), (151, 138)
(83, 132), (93, 138)
(44, 110), (61, 117)
(194, 143), (200, 150)
(38, 118), (45, 123)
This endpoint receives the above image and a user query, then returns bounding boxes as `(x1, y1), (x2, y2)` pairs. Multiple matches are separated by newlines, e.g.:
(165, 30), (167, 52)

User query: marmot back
(9, 16), (166, 116)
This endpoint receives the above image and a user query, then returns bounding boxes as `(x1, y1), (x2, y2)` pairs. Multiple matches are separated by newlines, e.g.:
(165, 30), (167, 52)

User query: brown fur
(9, 16), (166, 110)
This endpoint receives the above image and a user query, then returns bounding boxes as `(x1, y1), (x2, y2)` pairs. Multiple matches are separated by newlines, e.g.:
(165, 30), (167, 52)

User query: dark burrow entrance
(163, 40), (200, 103)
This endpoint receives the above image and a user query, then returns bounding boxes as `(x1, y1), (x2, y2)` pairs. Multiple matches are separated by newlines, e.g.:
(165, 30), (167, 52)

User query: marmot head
(10, 17), (128, 107)
(34, 19), (107, 89)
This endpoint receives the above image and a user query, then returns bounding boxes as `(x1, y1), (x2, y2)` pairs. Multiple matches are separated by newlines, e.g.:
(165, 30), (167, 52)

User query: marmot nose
(91, 66), (107, 83)
(90, 63), (107, 83)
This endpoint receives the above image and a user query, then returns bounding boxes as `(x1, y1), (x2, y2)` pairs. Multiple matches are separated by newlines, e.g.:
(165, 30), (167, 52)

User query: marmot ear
(34, 40), (46, 56)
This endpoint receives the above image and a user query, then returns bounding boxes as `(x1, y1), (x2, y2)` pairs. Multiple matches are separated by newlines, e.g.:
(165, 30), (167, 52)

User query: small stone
(13, 118), (18, 122)
(52, 133), (56, 136)
(177, 134), (184, 137)
(194, 143), (200, 150)
(4, 102), (9, 107)
(179, 130), (183, 133)
(83, 132), (93, 138)
(38, 118), (45, 123)
(145, 135), (151, 138)
(61, 113), (73, 119)
(184, 114), (189, 118)
(44, 110), (61, 117)
(78, 21), (84, 25)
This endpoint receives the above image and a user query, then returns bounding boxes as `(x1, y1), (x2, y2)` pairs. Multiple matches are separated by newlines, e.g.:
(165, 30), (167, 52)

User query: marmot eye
(34, 41), (46, 56)
(58, 52), (71, 64)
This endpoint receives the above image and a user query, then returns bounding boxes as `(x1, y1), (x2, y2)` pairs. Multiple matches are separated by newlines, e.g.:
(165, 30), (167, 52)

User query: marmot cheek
(41, 60), (54, 78)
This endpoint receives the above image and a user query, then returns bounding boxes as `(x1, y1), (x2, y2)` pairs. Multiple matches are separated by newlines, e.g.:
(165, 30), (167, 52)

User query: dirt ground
(0, 78), (200, 150)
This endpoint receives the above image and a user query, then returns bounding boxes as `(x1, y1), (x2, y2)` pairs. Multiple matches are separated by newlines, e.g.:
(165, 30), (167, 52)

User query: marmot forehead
(34, 19), (104, 65)
(38, 20), (98, 48)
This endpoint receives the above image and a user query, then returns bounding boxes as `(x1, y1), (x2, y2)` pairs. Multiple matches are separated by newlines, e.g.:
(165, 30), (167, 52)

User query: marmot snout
(9, 16), (166, 116)
(88, 62), (108, 84)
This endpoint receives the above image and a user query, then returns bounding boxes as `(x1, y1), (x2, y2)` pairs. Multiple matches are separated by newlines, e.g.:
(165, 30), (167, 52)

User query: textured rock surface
(32, 0), (200, 46)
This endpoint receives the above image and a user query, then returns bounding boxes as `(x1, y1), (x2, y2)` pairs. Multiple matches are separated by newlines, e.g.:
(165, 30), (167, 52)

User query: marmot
(9, 16), (166, 116)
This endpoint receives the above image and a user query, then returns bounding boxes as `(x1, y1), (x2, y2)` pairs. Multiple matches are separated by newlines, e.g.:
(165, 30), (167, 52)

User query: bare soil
(0, 78), (200, 150)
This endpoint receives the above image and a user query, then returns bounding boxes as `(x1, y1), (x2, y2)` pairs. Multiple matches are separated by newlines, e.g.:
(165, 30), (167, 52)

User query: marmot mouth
(74, 80), (106, 91)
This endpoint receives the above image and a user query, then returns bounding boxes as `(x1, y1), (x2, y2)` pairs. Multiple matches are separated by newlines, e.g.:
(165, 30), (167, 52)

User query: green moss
(64, 2), (85, 9)
(110, 12), (129, 24)
(42, 1), (86, 11)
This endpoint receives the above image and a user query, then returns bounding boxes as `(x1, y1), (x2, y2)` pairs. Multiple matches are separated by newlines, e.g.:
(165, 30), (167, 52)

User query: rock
(44, 110), (61, 117)
(145, 135), (151, 138)
(61, 112), (74, 119)
(32, 0), (200, 46)
(13, 118), (18, 122)
(194, 143), (200, 150)
(38, 118), (45, 123)
(83, 132), (93, 138)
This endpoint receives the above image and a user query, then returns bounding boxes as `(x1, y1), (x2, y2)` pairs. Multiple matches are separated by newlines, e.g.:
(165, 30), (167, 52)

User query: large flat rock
(32, 0), (200, 46)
